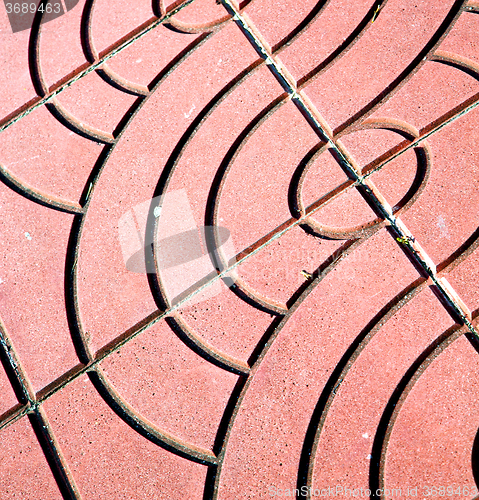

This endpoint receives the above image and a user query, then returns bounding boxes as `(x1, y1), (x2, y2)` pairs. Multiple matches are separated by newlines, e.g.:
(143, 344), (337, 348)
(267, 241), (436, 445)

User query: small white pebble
(366, 454), (372, 460)
(153, 206), (162, 218)
(25, 232), (32, 240)
(362, 433), (369, 439)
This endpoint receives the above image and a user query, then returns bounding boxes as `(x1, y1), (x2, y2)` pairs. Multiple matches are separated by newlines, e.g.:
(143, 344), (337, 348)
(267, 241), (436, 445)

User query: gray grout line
(0, 0), (197, 134)
(1, 0), (478, 431)
(364, 95), (479, 180)
(220, 0), (479, 338)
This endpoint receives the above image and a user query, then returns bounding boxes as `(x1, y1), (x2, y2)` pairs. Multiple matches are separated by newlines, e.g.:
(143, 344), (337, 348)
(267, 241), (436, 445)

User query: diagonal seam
(218, 0), (479, 340)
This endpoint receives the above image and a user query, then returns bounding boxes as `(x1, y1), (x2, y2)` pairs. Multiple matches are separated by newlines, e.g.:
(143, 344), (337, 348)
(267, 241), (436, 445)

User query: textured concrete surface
(1, 0), (479, 499)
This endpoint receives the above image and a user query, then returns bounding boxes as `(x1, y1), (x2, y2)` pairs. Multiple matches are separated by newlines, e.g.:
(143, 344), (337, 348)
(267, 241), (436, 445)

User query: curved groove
(350, 117), (420, 141)
(94, 67), (150, 96)
(89, 368), (217, 465)
(333, 0), (468, 137)
(207, 237), (373, 499)
(0, 164), (83, 214)
(45, 100), (115, 143)
(438, 226), (479, 274)
(29, 407), (82, 499)
(288, 142), (327, 220)
(272, 0), (332, 53)
(3, 0), (476, 495)
(0, 0), (196, 134)
(298, 224), (479, 497)
(297, 0), (390, 88)
(296, 277), (428, 499)
(144, 59), (269, 315)
(432, 50), (479, 81)
(28, 2), (116, 143)
(81, 0), (150, 96)
(63, 35), (224, 463)
(289, 122), (431, 240)
(203, 95), (291, 314)
(166, 315), (250, 375)
(164, 0), (254, 34)
(369, 322), (466, 500)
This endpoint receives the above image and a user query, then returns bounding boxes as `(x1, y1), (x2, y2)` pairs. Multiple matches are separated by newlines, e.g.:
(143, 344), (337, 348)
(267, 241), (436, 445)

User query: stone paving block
(0, 188), (78, 391)
(164, 64), (284, 242)
(0, 358), (18, 416)
(309, 186), (378, 234)
(367, 147), (427, 213)
(442, 244), (479, 316)
(2, 0), (479, 498)
(339, 128), (405, 170)
(384, 334), (479, 497)
(368, 61), (479, 134)
(0, 104), (102, 203)
(399, 106), (479, 264)
(217, 229), (420, 499)
(214, 100), (321, 253)
(440, 11), (479, 65)
(37, 0), (87, 88)
(0, 417), (62, 499)
(277, 0), (375, 79)
(106, 24), (199, 88)
(236, 225), (343, 308)
(0, 10), (38, 120)
(166, 0), (239, 31)
(54, 70), (139, 137)
(176, 284), (274, 363)
(89, 0), (154, 54)
(100, 319), (238, 452)
(301, 0), (460, 131)
(44, 375), (208, 500)
(310, 286), (456, 494)
(238, 0), (324, 50)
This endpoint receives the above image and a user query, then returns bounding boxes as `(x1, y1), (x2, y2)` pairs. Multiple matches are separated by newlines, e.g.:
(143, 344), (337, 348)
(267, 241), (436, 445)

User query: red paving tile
(0, 188), (78, 391)
(0, 105), (101, 203)
(301, 0), (461, 131)
(0, 13), (37, 120)
(310, 286), (456, 494)
(37, 0), (87, 88)
(384, 335), (479, 497)
(2, 0), (479, 499)
(399, 107), (479, 264)
(44, 375), (208, 499)
(100, 319), (238, 451)
(0, 417), (62, 499)
(217, 229), (420, 499)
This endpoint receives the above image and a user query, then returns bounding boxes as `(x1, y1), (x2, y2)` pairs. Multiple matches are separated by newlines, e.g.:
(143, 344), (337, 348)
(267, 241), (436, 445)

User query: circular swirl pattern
(1, 0), (479, 499)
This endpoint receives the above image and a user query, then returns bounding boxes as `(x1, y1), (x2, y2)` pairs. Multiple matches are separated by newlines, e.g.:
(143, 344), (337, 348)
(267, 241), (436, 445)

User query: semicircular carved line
(89, 367), (218, 465)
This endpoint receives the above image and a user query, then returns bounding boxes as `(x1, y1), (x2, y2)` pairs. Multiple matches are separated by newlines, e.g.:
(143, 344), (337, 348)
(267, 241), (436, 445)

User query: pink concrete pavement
(1, 0), (479, 499)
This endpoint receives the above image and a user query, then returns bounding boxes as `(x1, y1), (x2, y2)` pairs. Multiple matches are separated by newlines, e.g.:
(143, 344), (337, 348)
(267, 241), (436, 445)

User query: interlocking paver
(0, 417), (62, 499)
(44, 375), (208, 499)
(384, 335), (479, 496)
(37, 0), (87, 87)
(301, 0), (461, 131)
(310, 286), (455, 493)
(0, 105), (101, 203)
(0, 188), (78, 391)
(368, 61), (479, 133)
(100, 319), (238, 451)
(1, 0), (479, 498)
(399, 107), (479, 264)
(217, 229), (420, 499)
